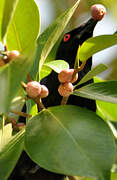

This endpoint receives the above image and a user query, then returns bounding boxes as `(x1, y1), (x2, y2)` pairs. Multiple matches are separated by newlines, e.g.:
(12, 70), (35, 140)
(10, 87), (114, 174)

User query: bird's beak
(76, 18), (98, 41)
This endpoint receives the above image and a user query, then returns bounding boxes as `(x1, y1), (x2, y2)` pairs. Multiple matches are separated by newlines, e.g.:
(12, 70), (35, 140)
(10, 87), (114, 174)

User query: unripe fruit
(7, 50), (20, 61)
(91, 4), (106, 21)
(40, 85), (49, 98)
(26, 81), (41, 98)
(58, 82), (73, 97)
(58, 69), (78, 83)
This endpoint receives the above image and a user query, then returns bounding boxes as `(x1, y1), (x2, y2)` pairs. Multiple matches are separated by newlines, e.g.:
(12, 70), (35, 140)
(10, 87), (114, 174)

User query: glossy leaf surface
(25, 105), (115, 180)
(73, 81), (117, 104)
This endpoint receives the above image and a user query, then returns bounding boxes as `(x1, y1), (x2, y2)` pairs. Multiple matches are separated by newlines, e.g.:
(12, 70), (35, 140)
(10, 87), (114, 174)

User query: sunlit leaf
(1, 0), (18, 41)
(6, 0), (40, 54)
(0, 124), (12, 150)
(97, 101), (117, 122)
(0, 0), (5, 41)
(79, 34), (117, 62)
(40, 65), (52, 81)
(44, 60), (69, 73)
(111, 172), (117, 180)
(31, 0), (80, 80)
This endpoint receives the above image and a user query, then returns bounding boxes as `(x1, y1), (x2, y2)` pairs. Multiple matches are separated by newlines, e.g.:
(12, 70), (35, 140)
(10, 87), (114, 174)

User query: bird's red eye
(64, 34), (70, 42)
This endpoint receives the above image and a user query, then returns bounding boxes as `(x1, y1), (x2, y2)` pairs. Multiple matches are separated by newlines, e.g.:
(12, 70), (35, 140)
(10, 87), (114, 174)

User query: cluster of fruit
(25, 69), (78, 102)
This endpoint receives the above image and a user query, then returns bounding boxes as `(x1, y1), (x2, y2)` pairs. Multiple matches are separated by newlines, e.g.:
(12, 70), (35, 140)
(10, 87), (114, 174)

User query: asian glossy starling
(9, 17), (98, 180)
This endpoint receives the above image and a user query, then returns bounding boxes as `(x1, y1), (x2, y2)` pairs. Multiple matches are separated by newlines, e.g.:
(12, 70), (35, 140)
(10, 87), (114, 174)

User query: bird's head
(56, 18), (98, 68)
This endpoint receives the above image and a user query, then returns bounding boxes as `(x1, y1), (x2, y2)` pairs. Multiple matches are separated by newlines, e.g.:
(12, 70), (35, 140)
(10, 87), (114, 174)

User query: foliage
(0, 0), (117, 180)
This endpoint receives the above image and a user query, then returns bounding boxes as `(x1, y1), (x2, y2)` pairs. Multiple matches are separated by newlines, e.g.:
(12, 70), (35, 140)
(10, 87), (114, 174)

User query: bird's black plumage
(41, 18), (97, 111)
(9, 18), (98, 180)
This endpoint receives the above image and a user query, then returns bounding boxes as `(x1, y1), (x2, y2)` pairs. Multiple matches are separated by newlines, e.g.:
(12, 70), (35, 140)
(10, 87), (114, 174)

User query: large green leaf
(0, 127), (24, 180)
(1, 0), (18, 41)
(6, 0), (40, 53)
(31, 0), (80, 80)
(0, 45), (35, 114)
(93, 77), (117, 122)
(73, 81), (117, 104)
(25, 105), (115, 180)
(79, 34), (117, 62)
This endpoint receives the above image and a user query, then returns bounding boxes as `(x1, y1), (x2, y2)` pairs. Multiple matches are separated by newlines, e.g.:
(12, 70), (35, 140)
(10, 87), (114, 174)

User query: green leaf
(0, 123), (12, 150)
(0, 129), (24, 180)
(93, 76), (104, 83)
(93, 77), (117, 122)
(0, 0), (5, 41)
(77, 64), (108, 86)
(10, 95), (25, 121)
(96, 101), (117, 122)
(0, 116), (3, 130)
(0, 46), (35, 114)
(106, 121), (117, 139)
(31, 0), (80, 80)
(6, 0), (40, 53)
(26, 99), (38, 122)
(73, 81), (117, 104)
(1, 0), (18, 41)
(25, 105), (115, 180)
(40, 65), (52, 81)
(79, 34), (117, 62)
(44, 60), (69, 73)
(111, 173), (117, 180)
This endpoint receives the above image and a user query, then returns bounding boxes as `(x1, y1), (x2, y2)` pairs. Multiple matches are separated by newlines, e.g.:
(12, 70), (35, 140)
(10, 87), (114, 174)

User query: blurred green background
(35, 0), (117, 80)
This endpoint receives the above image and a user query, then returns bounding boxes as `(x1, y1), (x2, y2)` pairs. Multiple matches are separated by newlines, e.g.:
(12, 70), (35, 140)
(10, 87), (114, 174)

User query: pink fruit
(58, 69), (78, 83)
(26, 81), (41, 98)
(40, 85), (49, 98)
(91, 4), (106, 21)
(8, 50), (20, 61)
(58, 82), (73, 97)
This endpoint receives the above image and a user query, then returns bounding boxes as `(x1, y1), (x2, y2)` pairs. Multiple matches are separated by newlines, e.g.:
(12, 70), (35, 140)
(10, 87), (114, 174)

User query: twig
(35, 97), (46, 111)
(27, 74), (32, 82)
(72, 69), (78, 81)
(78, 62), (86, 72)
(10, 110), (32, 118)
(61, 96), (69, 105)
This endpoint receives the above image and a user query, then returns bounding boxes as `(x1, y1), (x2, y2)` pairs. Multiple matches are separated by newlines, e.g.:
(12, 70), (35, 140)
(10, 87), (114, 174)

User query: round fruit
(91, 4), (106, 21)
(7, 50), (20, 61)
(40, 85), (49, 98)
(58, 69), (78, 83)
(58, 82), (73, 97)
(26, 81), (41, 98)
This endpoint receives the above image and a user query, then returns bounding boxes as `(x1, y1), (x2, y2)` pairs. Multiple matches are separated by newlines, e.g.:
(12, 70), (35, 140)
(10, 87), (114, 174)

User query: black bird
(41, 18), (97, 112)
(9, 17), (98, 180)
